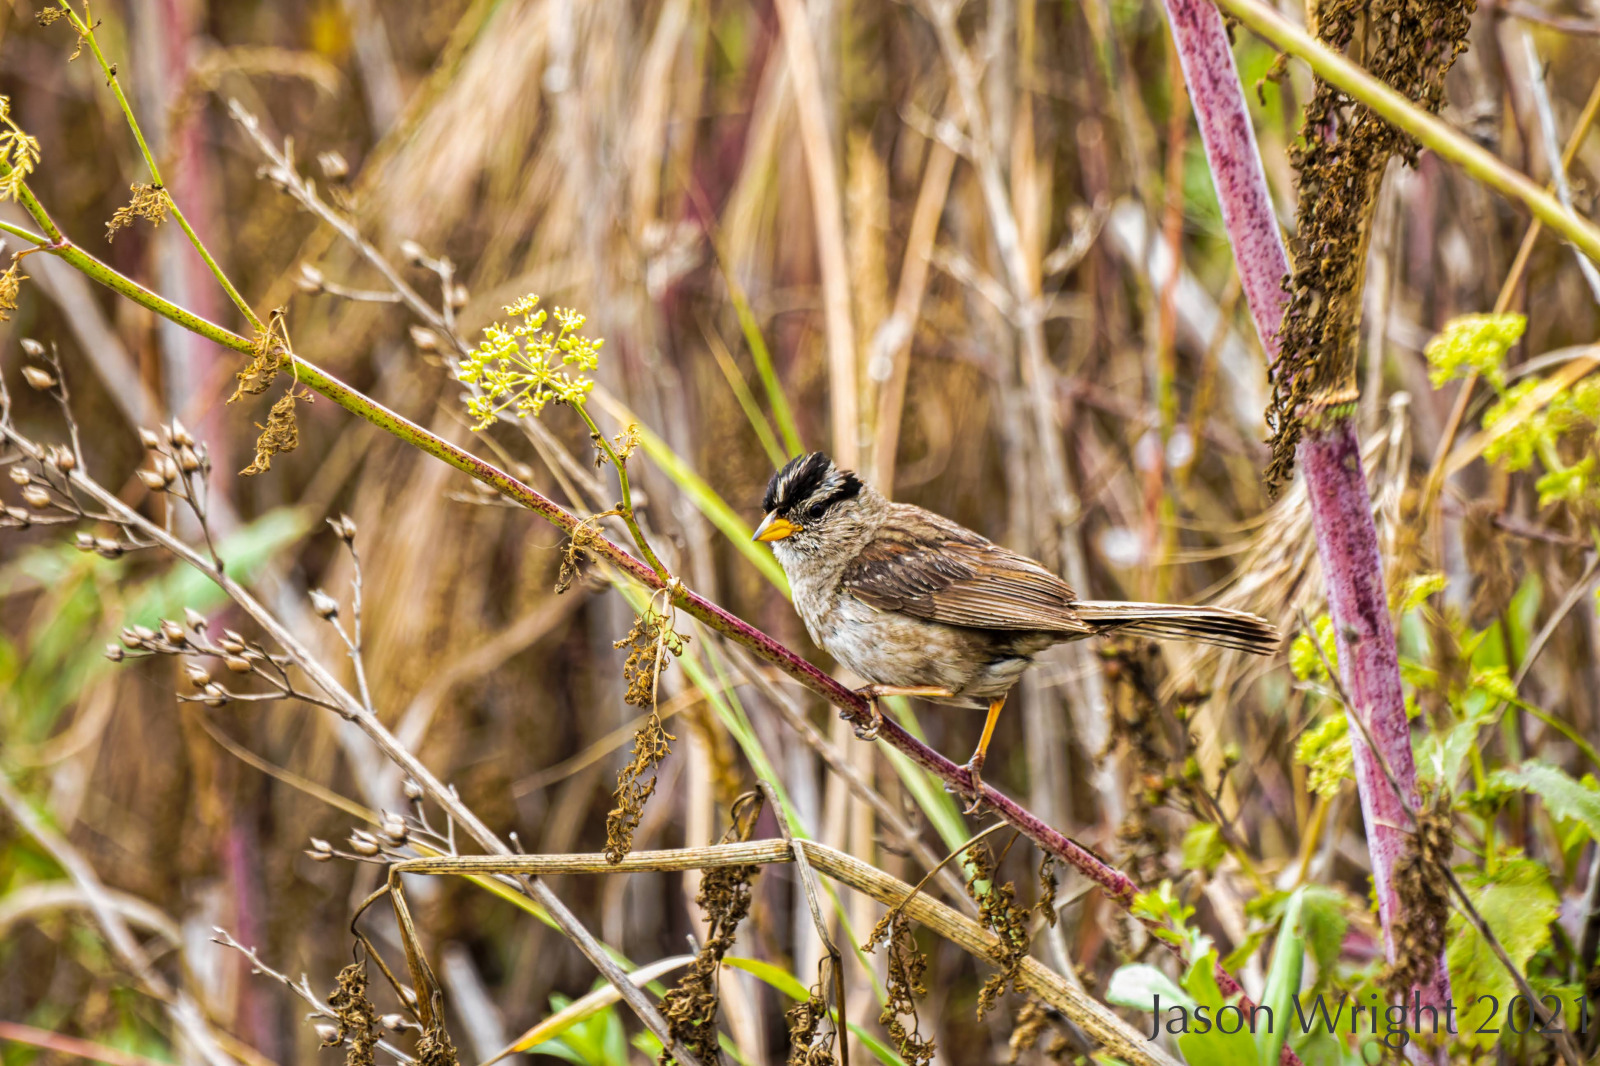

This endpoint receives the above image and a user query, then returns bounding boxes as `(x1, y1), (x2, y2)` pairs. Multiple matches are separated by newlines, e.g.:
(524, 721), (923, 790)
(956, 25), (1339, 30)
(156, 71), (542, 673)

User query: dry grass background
(2, 1), (1600, 1064)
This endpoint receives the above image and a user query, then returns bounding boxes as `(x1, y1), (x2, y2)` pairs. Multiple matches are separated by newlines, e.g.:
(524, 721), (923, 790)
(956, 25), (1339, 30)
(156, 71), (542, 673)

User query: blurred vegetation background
(2, 0), (1599, 1064)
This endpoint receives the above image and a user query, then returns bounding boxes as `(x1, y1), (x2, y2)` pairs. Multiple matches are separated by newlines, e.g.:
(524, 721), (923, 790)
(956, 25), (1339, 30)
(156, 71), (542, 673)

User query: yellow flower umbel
(458, 295), (603, 429)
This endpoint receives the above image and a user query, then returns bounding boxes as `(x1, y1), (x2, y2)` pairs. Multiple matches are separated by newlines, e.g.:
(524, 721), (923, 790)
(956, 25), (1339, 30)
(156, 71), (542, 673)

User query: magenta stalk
(1161, 0), (1452, 1024)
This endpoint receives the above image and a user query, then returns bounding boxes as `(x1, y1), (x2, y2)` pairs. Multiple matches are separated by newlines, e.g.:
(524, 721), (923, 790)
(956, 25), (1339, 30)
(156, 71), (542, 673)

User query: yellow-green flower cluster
(458, 295), (603, 429)
(1424, 312), (1526, 389)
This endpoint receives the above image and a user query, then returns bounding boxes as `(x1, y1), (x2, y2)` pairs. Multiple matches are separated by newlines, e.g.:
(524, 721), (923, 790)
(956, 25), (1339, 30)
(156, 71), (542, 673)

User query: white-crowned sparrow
(753, 452), (1279, 806)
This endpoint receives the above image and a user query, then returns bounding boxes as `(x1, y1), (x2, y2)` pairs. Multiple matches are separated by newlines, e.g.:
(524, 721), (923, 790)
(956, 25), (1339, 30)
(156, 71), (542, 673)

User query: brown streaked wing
(840, 506), (1091, 634)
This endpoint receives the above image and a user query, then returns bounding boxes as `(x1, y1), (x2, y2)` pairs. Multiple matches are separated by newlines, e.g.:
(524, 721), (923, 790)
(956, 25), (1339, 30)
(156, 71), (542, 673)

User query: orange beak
(752, 512), (800, 542)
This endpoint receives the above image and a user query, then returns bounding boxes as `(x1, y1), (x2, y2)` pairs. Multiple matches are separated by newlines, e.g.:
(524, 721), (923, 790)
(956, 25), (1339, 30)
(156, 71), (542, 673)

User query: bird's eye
(807, 502), (826, 520)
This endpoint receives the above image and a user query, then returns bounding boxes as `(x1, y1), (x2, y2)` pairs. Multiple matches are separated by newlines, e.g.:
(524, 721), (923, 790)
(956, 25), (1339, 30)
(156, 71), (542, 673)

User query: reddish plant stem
(1160, 0), (1289, 361)
(1162, 0), (1451, 1024)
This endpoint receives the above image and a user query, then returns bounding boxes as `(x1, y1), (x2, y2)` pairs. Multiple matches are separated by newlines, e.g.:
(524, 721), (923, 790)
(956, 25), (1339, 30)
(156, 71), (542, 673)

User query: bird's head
(753, 452), (870, 559)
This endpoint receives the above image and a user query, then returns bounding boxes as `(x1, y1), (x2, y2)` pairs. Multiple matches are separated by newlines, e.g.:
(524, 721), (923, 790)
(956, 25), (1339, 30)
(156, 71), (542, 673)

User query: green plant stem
(62, 2), (263, 332)
(1215, 0), (1600, 265)
(569, 403), (671, 581)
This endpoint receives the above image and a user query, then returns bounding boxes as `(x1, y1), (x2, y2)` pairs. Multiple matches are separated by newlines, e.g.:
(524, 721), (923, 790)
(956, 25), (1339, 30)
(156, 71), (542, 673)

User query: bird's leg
(956, 696), (1006, 814)
(849, 685), (954, 740)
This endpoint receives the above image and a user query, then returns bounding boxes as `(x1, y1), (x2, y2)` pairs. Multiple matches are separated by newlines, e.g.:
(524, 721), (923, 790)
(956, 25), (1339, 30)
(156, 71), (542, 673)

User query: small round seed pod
(20, 338), (45, 357)
(403, 778), (425, 802)
(408, 325), (438, 352)
(224, 655), (251, 674)
(379, 812), (408, 846)
(314, 1024), (341, 1046)
(21, 366), (57, 391)
(185, 663), (212, 687)
(75, 532), (95, 551)
(176, 446), (201, 474)
(139, 427), (162, 451)
(380, 1014), (407, 1032)
(183, 607), (208, 630)
(94, 538), (123, 559)
(137, 468), (169, 491)
(168, 419), (194, 448)
(21, 485), (50, 510)
(309, 589), (339, 620)
(48, 447), (76, 472)
(296, 262), (325, 294)
(308, 837), (334, 861)
(105, 644), (124, 662)
(9, 466), (31, 486)
(348, 830), (380, 857)
(161, 619), (188, 646)
(399, 239), (427, 266)
(316, 151), (349, 181)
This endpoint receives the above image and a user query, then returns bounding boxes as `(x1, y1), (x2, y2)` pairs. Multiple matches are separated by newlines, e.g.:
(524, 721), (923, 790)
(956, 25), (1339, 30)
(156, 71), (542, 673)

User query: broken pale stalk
(1161, 0), (1451, 1019)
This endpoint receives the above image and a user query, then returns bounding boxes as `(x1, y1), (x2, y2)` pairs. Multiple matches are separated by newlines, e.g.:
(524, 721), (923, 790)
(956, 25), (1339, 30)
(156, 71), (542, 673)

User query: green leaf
(1106, 963), (1193, 1013)
(1183, 822), (1227, 874)
(1178, 949), (1260, 1066)
(1297, 885), (1349, 982)
(1492, 761), (1600, 843)
(1445, 857), (1559, 1050)
(1257, 889), (1306, 1066)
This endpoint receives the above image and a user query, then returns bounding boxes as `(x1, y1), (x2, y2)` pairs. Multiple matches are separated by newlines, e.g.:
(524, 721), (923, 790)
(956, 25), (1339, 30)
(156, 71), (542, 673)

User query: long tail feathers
(1073, 602), (1280, 655)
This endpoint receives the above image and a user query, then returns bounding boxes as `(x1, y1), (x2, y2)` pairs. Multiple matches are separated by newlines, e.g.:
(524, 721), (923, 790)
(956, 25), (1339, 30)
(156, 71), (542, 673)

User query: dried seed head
(309, 836), (334, 857)
(296, 262), (325, 294)
(104, 643), (124, 662)
(94, 537), (123, 559)
(139, 427), (162, 450)
(403, 778), (425, 801)
(168, 419), (194, 448)
(202, 683), (229, 707)
(220, 632), (246, 654)
(133, 625), (157, 643)
(75, 531), (96, 551)
(183, 607), (208, 630)
(176, 446), (200, 473)
(399, 239), (427, 266)
(348, 831), (380, 857)
(48, 447), (76, 472)
(314, 1024), (340, 1045)
(8, 466), (31, 485)
(224, 655), (251, 674)
(309, 588), (339, 620)
(161, 619), (189, 645)
(408, 325), (438, 351)
(21, 365), (56, 390)
(158, 456), (179, 483)
(19, 338), (45, 357)
(379, 812), (408, 846)
(380, 1014), (406, 1032)
(137, 467), (170, 491)
(328, 513), (357, 542)
(449, 283), (469, 309)
(316, 150), (349, 181)
(20, 485), (50, 509)
(5, 505), (31, 526)
(185, 663), (212, 687)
